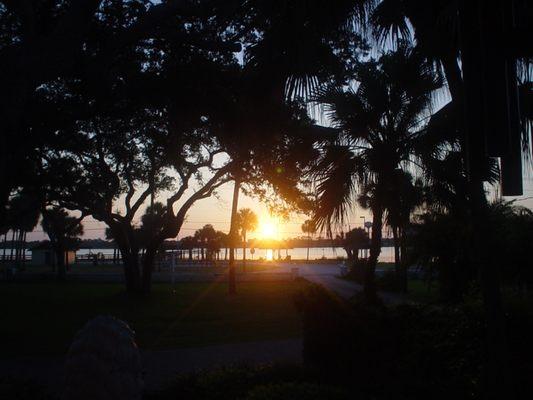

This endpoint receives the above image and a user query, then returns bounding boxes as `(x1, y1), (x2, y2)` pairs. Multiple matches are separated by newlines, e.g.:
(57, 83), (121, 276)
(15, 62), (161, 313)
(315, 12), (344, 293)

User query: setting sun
(258, 217), (279, 240)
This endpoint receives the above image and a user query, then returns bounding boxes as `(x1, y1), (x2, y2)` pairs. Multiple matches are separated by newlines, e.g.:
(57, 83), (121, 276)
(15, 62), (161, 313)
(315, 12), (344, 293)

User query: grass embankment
(0, 281), (305, 357)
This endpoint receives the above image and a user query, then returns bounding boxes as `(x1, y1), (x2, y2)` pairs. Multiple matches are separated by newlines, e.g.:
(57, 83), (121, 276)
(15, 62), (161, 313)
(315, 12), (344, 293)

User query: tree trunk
(188, 248), (193, 261)
(399, 226), (409, 293)
(2, 232), (6, 263)
(22, 231), (27, 267)
(121, 250), (142, 294)
(10, 230), (15, 261)
(392, 226), (400, 275)
(242, 231), (246, 272)
(228, 177), (241, 295)
(306, 236), (310, 261)
(15, 230), (22, 264)
(141, 246), (157, 294)
(56, 245), (66, 281)
(365, 206), (383, 303)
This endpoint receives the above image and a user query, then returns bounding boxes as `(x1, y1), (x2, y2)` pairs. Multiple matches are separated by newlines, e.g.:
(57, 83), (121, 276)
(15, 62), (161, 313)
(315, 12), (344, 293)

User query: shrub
(146, 364), (321, 400)
(376, 270), (403, 292)
(0, 380), (56, 400)
(244, 382), (349, 400)
(294, 283), (486, 399)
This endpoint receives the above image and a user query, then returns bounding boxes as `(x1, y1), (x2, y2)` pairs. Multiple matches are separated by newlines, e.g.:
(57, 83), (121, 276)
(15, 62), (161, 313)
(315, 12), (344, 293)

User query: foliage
(410, 200), (533, 302)
(243, 382), (349, 400)
(342, 227), (368, 262)
(146, 364), (341, 400)
(300, 220), (316, 236)
(0, 379), (56, 400)
(237, 208), (258, 240)
(294, 283), (489, 399)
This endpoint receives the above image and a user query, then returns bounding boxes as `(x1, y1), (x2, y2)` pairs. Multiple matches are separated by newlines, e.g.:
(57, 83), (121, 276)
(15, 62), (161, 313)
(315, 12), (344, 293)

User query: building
(31, 242), (76, 266)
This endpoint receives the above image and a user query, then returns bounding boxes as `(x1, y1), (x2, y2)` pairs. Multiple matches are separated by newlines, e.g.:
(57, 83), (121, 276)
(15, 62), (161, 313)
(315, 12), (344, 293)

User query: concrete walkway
(0, 338), (303, 394)
(272, 262), (405, 304)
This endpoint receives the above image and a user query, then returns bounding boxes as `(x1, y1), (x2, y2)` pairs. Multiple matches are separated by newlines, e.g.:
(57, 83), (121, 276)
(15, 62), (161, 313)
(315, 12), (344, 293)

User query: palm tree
(41, 207), (84, 280)
(194, 225), (218, 263)
(313, 45), (442, 302)
(236, 208), (258, 272)
(301, 219), (317, 262)
(179, 236), (197, 262)
(7, 192), (40, 265)
(216, 0), (375, 295)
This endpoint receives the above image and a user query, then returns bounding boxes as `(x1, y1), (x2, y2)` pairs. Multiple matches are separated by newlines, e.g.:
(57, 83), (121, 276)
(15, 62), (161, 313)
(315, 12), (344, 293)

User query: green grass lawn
(0, 281), (305, 358)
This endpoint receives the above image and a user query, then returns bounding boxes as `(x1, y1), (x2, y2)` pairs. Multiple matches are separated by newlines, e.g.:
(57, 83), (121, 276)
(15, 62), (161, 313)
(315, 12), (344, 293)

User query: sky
(25, 179), (367, 242)
(25, 173), (533, 243)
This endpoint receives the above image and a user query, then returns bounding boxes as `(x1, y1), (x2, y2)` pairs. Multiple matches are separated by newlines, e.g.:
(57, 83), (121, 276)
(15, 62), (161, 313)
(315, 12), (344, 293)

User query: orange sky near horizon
(23, 175), (533, 242)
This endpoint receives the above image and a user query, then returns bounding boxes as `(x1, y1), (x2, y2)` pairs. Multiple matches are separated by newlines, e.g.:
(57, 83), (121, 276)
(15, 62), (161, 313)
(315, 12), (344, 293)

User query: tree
(301, 219), (317, 262)
(209, 0), (372, 294)
(371, 5), (533, 394)
(179, 236), (197, 262)
(236, 208), (258, 271)
(0, 0), (241, 224)
(194, 225), (218, 262)
(5, 191), (40, 265)
(343, 228), (369, 264)
(43, 103), (233, 294)
(313, 45), (442, 302)
(41, 207), (84, 280)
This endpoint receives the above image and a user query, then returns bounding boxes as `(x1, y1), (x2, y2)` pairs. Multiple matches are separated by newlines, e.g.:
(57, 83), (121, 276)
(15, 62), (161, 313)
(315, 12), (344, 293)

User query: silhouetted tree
(313, 45), (442, 302)
(41, 207), (83, 280)
(236, 208), (258, 271)
(343, 228), (369, 264)
(301, 219), (317, 262)
(179, 236), (197, 262)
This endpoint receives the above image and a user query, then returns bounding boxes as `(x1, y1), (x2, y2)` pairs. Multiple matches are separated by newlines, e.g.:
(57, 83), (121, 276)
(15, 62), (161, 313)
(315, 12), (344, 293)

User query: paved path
(0, 339), (303, 394)
(270, 262), (405, 304)
(143, 338), (302, 390)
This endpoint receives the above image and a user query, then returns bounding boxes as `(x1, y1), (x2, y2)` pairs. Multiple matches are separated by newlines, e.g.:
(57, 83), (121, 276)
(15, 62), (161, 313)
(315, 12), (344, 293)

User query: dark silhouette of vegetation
(41, 207), (84, 280)
(0, 1), (532, 397)
(300, 220), (316, 262)
(342, 228), (369, 264)
(236, 208), (258, 271)
(312, 44), (442, 302)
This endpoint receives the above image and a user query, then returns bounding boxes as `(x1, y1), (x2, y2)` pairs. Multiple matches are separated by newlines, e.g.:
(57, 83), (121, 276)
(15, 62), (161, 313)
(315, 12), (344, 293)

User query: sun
(258, 217), (279, 240)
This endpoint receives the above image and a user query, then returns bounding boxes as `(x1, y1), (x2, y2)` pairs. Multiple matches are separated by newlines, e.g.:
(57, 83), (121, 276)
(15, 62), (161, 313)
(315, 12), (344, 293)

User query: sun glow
(258, 216), (279, 240)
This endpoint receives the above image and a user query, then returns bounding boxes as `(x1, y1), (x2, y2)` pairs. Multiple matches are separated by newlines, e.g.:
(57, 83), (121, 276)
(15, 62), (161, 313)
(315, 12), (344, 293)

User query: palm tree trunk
(392, 226), (400, 274)
(141, 245), (158, 294)
(9, 230), (15, 261)
(399, 227), (408, 293)
(306, 236), (310, 262)
(365, 206), (383, 303)
(228, 176), (241, 295)
(2, 233), (6, 263)
(15, 230), (22, 263)
(22, 231), (27, 267)
(56, 243), (66, 281)
(242, 231), (247, 272)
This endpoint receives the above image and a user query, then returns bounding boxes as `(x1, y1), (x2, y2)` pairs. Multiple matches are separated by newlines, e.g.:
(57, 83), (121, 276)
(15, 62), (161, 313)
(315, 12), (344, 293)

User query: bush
(376, 270), (403, 292)
(145, 364), (324, 400)
(343, 258), (366, 283)
(243, 382), (349, 400)
(0, 380), (56, 400)
(294, 283), (485, 399)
